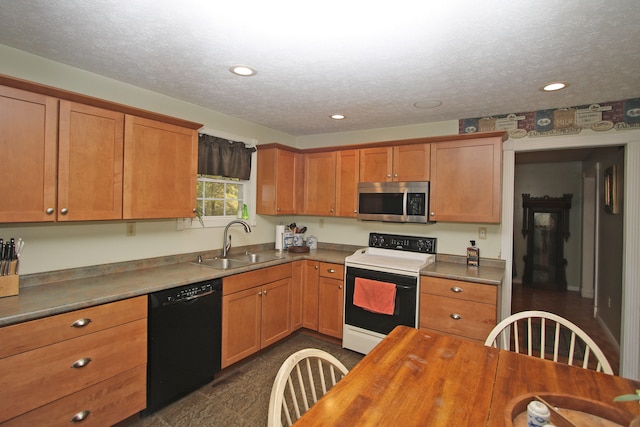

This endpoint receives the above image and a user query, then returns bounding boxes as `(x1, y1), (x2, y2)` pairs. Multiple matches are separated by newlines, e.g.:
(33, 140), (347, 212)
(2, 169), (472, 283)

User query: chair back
(268, 348), (349, 427)
(484, 310), (613, 374)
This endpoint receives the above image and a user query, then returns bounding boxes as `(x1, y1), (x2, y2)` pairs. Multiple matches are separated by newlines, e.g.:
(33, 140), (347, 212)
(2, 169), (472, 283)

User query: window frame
(190, 130), (257, 229)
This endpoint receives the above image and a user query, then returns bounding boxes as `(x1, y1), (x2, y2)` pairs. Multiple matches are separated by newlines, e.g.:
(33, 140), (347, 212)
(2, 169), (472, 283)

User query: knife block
(0, 274), (19, 298)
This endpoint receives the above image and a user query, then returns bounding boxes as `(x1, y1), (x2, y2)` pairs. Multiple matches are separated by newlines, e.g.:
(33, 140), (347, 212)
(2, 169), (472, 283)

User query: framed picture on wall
(604, 165), (618, 214)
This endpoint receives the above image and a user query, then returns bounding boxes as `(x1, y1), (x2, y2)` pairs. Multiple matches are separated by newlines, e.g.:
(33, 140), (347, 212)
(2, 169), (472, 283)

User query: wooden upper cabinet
(123, 115), (197, 219)
(335, 149), (360, 217)
(256, 147), (300, 215)
(303, 151), (336, 215)
(359, 144), (430, 182)
(429, 137), (502, 223)
(0, 85), (58, 223)
(58, 101), (124, 221)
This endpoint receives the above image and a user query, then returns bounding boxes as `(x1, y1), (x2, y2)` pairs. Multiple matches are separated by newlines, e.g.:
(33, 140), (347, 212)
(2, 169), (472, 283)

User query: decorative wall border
(459, 98), (640, 139)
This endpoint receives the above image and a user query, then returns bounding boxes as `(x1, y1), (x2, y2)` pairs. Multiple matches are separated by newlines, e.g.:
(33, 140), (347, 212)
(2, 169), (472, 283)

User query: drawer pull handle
(71, 318), (92, 328)
(450, 313), (462, 320)
(450, 287), (463, 293)
(70, 410), (91, 423)
(71, 357), (92, 369)
(328, 269), (336, 273)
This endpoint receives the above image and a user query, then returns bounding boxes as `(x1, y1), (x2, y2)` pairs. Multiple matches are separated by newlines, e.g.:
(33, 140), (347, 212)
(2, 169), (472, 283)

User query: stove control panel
(368, 233), (437, 254)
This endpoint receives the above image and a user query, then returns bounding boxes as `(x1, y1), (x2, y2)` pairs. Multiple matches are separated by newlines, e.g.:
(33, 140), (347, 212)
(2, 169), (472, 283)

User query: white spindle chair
(268, 348), (349, 427)
(484, 310), (613, 374)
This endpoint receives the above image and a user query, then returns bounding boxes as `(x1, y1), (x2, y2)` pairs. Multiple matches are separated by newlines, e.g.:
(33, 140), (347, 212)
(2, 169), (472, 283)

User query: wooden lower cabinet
(302, 260), (320, 330)
(291, 261), (304, 331)
(318, 262), (344, 339)
(221, 264), (292, 368)
(420, 276), (498, 343)
(0, 296), (147, 425)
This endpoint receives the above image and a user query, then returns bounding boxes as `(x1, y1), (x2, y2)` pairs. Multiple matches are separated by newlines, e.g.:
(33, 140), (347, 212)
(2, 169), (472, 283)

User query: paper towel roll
(275, 225), (285, 251)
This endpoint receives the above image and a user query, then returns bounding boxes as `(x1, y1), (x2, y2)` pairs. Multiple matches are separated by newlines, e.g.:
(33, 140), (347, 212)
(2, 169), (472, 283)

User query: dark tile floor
(511, 282), (620, 374)
(120, 331), (363, 427)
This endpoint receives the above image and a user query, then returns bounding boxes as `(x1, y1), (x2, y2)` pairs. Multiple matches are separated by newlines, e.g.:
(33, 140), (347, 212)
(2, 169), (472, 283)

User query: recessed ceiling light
(413, 100), (442, 109)
(330, 114), (346, 120)
(230, 65), (257, 76)
(542, 82), (567, 92)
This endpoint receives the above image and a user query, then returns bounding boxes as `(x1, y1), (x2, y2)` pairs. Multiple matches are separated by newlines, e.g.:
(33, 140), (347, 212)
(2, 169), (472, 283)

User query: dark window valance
(198, 134), (256, 180)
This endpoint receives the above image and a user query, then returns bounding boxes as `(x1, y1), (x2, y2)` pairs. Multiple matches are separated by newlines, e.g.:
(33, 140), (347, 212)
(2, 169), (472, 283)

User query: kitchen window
(191, 129), (257, 228)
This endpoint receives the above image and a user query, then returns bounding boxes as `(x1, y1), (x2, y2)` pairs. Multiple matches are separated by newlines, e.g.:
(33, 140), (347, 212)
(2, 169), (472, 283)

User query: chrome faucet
(223, 220), (252, 258)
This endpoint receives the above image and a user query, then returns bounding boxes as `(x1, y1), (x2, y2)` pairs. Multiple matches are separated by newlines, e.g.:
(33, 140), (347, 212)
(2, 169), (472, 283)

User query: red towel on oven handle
(353, 277), (397, 315)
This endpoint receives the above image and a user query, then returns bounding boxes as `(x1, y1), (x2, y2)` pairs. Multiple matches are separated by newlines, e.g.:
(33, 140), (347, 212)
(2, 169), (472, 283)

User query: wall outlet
(478, 227), (487, 239)
(126, 222), (136, 236)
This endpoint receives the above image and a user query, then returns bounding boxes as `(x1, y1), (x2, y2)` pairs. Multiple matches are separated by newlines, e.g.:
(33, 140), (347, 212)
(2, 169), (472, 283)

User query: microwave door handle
(403, 189), (408, 216)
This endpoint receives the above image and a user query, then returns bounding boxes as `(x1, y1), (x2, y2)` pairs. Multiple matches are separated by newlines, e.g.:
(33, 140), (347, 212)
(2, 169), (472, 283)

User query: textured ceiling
(1, 1), (639, 136)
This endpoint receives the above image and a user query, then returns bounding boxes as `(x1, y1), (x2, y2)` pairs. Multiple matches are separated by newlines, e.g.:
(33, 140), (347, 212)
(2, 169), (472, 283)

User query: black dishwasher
(145, 278), (222, 415)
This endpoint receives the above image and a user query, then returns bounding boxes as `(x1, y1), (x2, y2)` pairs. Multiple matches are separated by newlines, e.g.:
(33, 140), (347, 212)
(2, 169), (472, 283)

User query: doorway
(500, 130), (640, 380)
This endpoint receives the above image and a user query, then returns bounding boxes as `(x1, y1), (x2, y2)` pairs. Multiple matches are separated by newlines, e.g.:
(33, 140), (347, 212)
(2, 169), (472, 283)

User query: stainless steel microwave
(357, 181), (434, 223)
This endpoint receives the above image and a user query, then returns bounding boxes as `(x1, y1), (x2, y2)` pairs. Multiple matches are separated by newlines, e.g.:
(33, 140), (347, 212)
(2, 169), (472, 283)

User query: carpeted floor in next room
(120, 331), (364, 427)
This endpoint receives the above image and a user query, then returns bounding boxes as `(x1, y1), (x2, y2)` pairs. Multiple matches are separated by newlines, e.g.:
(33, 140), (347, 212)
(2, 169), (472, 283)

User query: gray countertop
(0, 248), (504, 327)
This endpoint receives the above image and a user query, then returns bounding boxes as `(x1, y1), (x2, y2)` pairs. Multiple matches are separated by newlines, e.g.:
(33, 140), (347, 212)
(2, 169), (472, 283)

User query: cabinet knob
(277, 207), (281, 211)
(192, 208), (197, 213)
(450, 313), (462, 320)
(258, 291), (262, 296)
(430, 212), (435, 216)
(338, 285), (343, 289)
(263, 290), (268, 295)
(46, 208), (55, 215)
(450, 287), (463, 293)
(71, 318), (92, 328)
(328, 269), (336, 273)
(71, 357), (92, 369)
(70, 410), (91, 423)
(386, 173), (391, 178)
(60, 208), (68, 215)
(393, 173), (398, 178)
(315, 265), (319, 270)
(330, 208), (334, 213)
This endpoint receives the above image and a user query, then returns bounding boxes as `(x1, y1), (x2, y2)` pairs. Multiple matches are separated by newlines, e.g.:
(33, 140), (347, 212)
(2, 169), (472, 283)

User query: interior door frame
(500, 129), (640, 380)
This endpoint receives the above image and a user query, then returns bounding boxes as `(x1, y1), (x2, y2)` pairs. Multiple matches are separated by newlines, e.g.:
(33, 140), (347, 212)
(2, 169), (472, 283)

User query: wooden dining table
(294, 326), (640, 426)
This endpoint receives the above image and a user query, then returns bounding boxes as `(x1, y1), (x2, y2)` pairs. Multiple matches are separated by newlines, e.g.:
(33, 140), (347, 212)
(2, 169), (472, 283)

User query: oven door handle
(395, 284), (415, 291)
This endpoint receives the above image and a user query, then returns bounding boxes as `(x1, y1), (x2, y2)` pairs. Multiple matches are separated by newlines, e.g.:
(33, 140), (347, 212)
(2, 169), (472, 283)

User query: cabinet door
(303, 151), (336, 215)
(393, 144), (430, 181)
(257, 148), (298, 215)
(429, 137), (502, 223)
(335, 149), (359, 217)
(359, 146), (393, 182)
(0, 85), (58, 222)
(290, 261), (304, 331)
(123, 115), (197, 219)
(318, 277), (344, 339)
(221, 287), (261, 368)
(302, 261), (320, 330)
(58, 101), (124, 221)
(261, 278), (291, 348)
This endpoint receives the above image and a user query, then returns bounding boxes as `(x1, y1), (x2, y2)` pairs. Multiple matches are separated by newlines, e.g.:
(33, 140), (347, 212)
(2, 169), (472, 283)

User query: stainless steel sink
(196, 258), (249, 270)
(232, 253), (282, 264)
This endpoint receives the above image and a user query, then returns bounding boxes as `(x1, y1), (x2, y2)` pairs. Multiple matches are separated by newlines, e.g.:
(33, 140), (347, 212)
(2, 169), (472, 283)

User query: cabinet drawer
(420, 294), (496, 342)
(2, 365), (146, 427)
(0, 296), (147, 359)
(319, 262), (344, 279)
(421, 276), (497, 305)
(0, 318), (147, 423)
(224, 263), (292, 295)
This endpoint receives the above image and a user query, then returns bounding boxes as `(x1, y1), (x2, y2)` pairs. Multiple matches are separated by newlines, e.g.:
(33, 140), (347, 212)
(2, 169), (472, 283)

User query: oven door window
(345, 267), (417, 335)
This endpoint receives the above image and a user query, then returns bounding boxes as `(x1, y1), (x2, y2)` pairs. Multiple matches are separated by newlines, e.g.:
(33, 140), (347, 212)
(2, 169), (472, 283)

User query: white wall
(2, 45), (504, 275)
